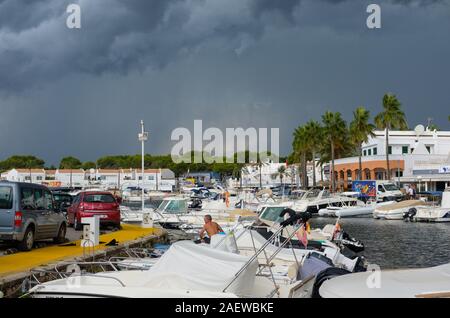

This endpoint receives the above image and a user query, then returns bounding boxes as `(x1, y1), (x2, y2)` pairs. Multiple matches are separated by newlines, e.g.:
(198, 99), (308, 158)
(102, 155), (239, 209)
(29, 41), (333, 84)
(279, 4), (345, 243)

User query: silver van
(0, 181), (67, 251)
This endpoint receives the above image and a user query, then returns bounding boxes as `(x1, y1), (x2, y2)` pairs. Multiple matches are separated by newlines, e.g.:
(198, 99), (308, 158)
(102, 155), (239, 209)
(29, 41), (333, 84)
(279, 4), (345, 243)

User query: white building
(241, 160), (288, 188)
(0, 169), (46, 183)
(333, 126), (450, 191)
(55, 169), (86, 187)
(0, 167), (176, 191)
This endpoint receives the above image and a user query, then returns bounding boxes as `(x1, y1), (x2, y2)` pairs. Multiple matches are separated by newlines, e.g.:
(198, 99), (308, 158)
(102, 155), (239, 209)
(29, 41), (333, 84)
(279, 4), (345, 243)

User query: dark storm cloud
(0, 0), (450, 164)
(1, 0), (445, 93)
(0, 0), (306, 93)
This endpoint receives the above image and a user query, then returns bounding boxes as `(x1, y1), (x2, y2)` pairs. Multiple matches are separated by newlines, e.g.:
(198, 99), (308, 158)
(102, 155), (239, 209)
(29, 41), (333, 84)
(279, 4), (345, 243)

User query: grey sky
(0, 0), (449, 165)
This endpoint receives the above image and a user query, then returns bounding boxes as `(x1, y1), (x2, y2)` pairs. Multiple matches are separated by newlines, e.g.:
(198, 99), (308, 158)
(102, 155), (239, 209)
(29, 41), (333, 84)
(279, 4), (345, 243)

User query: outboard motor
(188, 198), (202, 210)
(403, 207), (417, 222)
(311, 267), (352, 298)
(279, 208), (312, 227)
(335, 231), (365, 253)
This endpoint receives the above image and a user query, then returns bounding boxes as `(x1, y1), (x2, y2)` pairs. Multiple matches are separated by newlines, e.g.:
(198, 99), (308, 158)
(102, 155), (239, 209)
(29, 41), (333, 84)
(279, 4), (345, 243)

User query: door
(68, 194), (81, 224)
(33, 188), (57, 239)
(44, 189), (60, 237)
(0, 185), (14, 233)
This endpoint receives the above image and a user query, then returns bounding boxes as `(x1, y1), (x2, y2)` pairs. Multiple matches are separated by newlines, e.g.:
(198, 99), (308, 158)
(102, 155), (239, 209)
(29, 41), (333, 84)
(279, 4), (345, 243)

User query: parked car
(51, 191), (74, 216)
(67, 191), (121, 230)
(0, 181), (67, 251)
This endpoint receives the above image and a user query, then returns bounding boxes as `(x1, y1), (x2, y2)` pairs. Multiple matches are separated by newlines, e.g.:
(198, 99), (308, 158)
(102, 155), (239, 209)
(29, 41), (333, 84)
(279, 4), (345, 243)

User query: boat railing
(223, 219), (306, 297)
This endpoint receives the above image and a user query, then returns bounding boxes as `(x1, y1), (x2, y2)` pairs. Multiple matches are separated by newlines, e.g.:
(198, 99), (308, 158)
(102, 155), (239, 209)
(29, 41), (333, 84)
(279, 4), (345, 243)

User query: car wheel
(18, 227), (35, 251)
(74, 215), (82, 231)
(53, 224), (67, 244)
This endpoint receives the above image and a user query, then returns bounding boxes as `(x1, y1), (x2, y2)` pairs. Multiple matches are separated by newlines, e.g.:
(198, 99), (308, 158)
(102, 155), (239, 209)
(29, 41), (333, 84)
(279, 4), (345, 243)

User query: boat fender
(311, 267), (352, 298)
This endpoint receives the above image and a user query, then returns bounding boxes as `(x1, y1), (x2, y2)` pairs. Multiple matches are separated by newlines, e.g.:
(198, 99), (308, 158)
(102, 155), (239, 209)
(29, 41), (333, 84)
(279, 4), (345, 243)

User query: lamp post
(138, 120), (148, 213)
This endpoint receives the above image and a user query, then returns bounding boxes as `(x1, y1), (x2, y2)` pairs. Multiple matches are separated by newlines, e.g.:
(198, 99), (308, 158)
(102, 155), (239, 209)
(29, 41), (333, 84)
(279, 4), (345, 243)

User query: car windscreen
(83, 194), (115, 203)
(384, 184), (399, 191)
(54, 194), (73, 203)
(0, 186), (13, 209)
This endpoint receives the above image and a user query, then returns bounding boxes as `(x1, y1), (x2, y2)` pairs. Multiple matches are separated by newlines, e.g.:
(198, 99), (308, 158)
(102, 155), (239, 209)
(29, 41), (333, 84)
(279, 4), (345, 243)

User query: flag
(296, 224), (308, 248)
(332, 219), (341, 240)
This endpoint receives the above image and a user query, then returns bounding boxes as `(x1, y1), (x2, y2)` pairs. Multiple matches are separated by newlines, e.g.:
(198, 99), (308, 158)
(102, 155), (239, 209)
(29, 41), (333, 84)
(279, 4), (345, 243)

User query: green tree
(0, 155), (45, 171)
(322, 111), (348, 192)
(350, 107), (376, 180)
(292, 125), (309, 189)
(304, 120), (323, 187)
(82, 161), (96, 170)
(374, 94), (408, 180)
(59, 156), (82, 169)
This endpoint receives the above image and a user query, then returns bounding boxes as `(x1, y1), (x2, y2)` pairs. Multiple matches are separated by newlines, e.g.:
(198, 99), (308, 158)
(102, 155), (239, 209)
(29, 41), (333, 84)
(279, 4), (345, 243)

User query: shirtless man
(198, 215), (223, 244)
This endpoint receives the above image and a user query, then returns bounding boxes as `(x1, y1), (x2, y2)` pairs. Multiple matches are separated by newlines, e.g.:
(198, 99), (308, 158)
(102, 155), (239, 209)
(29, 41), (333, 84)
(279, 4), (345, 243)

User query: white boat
(291, 189), (358, 214)
(318, 262), (450, 298)
(373, 200), (428, 220)
(29, 211), (364, 299)
(319, 200), (395, 218)
(28, 237), (319, 298)
(412, 188), (450, 223)
(121, 197), (258, 231)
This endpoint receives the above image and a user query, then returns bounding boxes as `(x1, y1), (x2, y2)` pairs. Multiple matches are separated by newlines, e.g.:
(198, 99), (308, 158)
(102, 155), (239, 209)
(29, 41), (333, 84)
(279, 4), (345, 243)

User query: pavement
(0, 227), (112, 257)
(0, 224), (160, 278)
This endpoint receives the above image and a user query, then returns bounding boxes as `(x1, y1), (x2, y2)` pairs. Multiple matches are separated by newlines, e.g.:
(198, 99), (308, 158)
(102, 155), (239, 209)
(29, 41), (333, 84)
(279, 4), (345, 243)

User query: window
(388, 146), (392, 155)
(25, 176), (31, 181)
(363, 150), (367, 156)
(148, 176), (155, 181)
(83, 194), (115, 203)
(426, 146), (431, 154)
(72, 194), (80, 204)
(34, 189), (46, 209)
(373, 147), (378, 155)
(44, 190), (53, 210)
(368, 149), (372, 156)
(21, 188), (35, 210)
(0, 186), (13, 209)
(36, 176), (43, 181)
(402, 146), (408, 154)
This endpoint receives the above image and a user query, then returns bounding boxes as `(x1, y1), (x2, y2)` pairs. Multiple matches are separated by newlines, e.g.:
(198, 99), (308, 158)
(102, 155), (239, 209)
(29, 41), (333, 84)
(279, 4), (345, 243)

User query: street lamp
(138, 120), (148, 214)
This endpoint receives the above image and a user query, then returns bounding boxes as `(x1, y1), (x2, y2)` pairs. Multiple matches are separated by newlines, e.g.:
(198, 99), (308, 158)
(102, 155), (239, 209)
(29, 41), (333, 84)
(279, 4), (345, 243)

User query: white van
(376, 181), (404, 202)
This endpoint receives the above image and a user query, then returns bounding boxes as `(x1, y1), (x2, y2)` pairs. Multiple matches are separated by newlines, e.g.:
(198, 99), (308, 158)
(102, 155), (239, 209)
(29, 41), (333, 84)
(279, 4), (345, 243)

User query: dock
(0, 224), (168, 298)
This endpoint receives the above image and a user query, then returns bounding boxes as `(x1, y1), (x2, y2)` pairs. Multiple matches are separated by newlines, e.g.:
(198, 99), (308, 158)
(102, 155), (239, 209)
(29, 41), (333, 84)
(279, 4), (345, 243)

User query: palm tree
(293, 125), (309, 189)
(374, 94), (408, 180)
(304, 120), (323, 187)
(322, 111), (348, 192)
(272, 165), (288, 195)
(350, 107), (376, 180)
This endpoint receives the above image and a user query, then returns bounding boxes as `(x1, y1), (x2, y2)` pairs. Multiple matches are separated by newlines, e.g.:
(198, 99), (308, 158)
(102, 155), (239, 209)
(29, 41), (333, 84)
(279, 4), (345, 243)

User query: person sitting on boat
(196, 215), (224, 244)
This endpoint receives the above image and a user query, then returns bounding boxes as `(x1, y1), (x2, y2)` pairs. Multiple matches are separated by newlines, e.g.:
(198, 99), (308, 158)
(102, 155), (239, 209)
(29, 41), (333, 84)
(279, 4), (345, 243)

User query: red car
(67, 191), (121, 230)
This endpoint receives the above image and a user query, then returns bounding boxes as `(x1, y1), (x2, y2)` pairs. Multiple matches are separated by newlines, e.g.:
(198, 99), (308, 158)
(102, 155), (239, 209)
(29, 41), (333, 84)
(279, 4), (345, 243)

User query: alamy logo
(366, 4), (381, 29)
(66, 4), (81, 29)
(366, 264), (382, 289)
(171, 120), (279, 164)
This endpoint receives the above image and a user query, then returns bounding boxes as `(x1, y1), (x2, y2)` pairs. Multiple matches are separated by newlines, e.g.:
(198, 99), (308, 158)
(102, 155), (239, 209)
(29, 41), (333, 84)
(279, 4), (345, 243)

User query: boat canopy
(144, 241), (258, 296)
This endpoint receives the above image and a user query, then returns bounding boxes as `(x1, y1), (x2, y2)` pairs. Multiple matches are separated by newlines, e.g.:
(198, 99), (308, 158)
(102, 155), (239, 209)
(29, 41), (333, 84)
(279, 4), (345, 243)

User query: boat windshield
(305, 189), (321, 200)
(259, 206), (285, 223)
(158, 199), (187, 214)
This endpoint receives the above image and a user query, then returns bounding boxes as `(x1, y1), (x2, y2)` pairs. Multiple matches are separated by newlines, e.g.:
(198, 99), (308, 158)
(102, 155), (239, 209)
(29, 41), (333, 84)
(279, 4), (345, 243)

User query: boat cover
(144, 241), (258, 296)
(320, 263), (450, 298)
